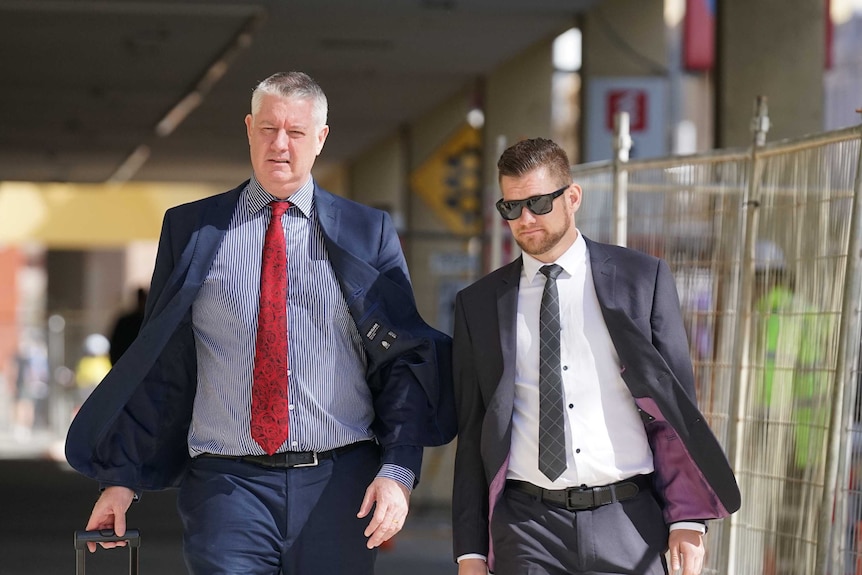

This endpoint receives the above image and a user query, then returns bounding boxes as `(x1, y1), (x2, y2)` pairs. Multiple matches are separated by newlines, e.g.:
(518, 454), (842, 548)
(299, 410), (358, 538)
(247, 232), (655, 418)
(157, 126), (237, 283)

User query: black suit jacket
(452, 237), (740, 564)
(66, 181), (456, 491)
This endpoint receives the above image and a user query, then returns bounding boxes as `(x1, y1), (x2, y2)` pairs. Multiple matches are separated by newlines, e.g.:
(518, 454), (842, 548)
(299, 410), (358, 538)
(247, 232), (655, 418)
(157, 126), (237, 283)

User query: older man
(67, 71), (455, 575)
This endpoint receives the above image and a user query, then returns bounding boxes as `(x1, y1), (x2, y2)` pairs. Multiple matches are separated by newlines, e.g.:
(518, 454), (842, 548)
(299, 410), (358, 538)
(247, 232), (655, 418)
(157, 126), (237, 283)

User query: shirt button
(288, 404), (295, 411)
(291, 441), (298, 447)
(287, 369), (292, 376)
(575, 448), (581, 454)
(568, 404), (574, 409)
(563, 365), (568, 371)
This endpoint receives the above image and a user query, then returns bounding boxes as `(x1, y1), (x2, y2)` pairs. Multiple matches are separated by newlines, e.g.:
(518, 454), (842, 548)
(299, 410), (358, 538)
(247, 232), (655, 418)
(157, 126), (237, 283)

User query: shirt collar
(522, 229), (587, 283)
(245, 174), (315, 218)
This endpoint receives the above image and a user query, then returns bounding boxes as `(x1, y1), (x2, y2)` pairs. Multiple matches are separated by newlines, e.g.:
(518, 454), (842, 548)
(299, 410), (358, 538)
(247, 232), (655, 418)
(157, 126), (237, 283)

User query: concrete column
(350, 132), (407, 231)
(484, 37), (556, 189)
(580, 0), (668, 160)
(581, 0), (666, 78)
(482, 36), (556, 272)
(716, 0), (824, 147)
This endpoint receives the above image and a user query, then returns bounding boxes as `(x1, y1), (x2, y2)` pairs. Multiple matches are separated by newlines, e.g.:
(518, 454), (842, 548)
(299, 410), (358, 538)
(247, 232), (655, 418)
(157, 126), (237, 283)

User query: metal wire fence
(572, 119), (862, 575)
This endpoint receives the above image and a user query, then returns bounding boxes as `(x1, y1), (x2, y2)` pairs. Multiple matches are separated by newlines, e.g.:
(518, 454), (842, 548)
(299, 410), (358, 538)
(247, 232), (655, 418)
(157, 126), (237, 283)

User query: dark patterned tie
(251, 200), (290, 455)
(539, 264), (567, 481)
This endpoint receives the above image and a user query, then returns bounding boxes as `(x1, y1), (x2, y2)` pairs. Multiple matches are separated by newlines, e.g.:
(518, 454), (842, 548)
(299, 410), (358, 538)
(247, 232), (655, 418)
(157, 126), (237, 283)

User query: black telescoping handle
(75, 528), (141, 548)
(74, 529), (141, 575)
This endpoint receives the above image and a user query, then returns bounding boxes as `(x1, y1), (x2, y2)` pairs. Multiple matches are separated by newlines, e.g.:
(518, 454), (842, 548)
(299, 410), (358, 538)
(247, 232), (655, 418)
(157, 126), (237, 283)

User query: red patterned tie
(251, 200), (290, 454)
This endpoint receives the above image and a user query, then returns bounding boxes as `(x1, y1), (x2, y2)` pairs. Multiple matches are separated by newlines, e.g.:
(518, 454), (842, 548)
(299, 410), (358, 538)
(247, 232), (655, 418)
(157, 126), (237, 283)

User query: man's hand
(84, 486), (135, 552)
(668, 528), (705, 575)
(357, 477), (410, 549)
(458, 557), (489, 575)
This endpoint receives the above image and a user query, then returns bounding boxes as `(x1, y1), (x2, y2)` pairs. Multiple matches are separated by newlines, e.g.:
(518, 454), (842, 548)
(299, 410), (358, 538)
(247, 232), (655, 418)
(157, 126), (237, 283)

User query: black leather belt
(506, 474), (653, 511)
(200, 441), (372, 469)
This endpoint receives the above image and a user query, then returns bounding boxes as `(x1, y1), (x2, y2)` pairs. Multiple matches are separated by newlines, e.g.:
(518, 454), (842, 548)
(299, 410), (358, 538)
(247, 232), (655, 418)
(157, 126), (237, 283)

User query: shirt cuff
(457, 553), (488, 563)
(670, 521), (706, 534)
(377, 463), (415, 492)
(99, 484), (141, 502)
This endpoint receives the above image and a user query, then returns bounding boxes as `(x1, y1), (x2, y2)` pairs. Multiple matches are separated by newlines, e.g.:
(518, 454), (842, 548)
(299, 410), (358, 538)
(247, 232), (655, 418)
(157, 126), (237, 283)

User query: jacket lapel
(314, 187), (381, 317)
(484, 259), (522, 465)
(147, 186), (239, 321)
(496, 260), (520, 393)
(586, 237), (617, 311)
(315, 186), (342, 245)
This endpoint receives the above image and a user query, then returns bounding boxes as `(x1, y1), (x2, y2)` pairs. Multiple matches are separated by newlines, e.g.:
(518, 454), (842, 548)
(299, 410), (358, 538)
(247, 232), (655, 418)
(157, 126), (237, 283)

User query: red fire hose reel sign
(606, 89), (648, 132)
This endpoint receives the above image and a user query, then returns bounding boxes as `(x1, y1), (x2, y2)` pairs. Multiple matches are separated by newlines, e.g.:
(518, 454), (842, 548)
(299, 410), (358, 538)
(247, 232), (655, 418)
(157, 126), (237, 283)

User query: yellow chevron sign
(410, 124), (482, 235)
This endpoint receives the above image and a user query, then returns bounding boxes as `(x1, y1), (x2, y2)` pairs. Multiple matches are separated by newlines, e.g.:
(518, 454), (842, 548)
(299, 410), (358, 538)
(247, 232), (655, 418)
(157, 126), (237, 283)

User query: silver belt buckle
(293, 452), (319, 468)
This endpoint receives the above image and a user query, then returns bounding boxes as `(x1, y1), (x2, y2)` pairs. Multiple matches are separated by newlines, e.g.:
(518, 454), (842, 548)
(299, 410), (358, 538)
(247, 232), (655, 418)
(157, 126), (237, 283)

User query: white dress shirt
(507, 231), (655, 489)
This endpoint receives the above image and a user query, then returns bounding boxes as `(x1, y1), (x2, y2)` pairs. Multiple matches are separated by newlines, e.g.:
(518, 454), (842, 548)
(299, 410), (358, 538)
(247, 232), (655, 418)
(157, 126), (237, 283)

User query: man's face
(500, 167), (581, 263)
(245, 94), (329, 198)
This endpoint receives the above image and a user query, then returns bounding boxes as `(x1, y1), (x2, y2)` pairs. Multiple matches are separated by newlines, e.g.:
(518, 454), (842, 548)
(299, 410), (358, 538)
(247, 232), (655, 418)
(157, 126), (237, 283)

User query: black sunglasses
(495, 185), (568, 221)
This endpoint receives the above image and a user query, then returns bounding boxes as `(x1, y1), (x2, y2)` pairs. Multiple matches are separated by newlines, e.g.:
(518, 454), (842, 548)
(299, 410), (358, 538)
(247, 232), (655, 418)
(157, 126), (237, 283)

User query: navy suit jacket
(66, 181), (456, 491)
(451, 237), (740, 564)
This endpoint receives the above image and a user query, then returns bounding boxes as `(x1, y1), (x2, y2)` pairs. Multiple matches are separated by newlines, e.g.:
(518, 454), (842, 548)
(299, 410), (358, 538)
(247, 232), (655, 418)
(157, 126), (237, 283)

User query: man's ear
(244, 114), (254, 144)
(316, 125), (330, 156)
(568, 183), (583, 211)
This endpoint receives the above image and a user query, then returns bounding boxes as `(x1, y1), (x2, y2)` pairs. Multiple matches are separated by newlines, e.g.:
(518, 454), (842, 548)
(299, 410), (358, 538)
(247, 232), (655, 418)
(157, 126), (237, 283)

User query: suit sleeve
(366, 211), (456, 479)
(650, 259), (697, 401)
(66, 205), (198, 491)
(451, 290), (490, 559)
(645, 258), (740, 519)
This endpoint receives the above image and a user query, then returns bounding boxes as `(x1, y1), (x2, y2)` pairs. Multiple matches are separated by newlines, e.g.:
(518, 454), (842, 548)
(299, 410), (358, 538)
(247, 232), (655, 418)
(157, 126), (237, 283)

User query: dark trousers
(177, 442), (380, 575)
(491, 483), (669, 575)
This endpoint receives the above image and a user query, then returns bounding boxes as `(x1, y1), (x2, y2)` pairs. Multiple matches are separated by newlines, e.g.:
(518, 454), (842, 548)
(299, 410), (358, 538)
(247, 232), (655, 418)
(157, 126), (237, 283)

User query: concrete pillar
(581, 0), (666, 78)
(716, 0), (824, 147)
(580, 0), (668, 160)
(484, 37), (556, 188)
(350, 132), (407, 231)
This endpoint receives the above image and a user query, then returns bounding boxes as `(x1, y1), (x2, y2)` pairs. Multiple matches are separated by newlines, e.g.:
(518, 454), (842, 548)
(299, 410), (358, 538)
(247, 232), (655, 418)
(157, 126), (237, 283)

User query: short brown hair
(497, 138), (572, 187)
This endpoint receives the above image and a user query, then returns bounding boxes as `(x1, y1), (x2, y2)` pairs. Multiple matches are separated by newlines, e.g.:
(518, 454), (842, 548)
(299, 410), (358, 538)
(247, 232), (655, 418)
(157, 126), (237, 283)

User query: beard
(513, 221), (570, 257)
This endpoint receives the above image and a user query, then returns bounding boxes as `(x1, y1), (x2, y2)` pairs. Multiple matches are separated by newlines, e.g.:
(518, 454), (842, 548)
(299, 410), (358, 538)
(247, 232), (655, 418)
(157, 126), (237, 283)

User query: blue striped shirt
(189, 175), (413, 488)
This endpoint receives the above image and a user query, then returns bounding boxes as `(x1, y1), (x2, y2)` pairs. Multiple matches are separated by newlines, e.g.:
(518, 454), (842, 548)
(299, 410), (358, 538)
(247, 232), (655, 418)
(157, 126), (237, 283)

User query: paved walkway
(0, 429), (456, 574)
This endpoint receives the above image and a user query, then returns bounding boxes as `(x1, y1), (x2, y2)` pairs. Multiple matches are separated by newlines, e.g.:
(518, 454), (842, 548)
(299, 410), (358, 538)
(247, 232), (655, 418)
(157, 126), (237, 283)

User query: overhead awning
(0, 182), (220, 247)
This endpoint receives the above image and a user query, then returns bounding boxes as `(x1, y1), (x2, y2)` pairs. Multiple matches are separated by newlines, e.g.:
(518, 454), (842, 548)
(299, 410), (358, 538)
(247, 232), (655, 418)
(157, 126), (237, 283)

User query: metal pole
(612, 112), (631, 247)
(819, 116), (862, 575)
(722, 95), (769, 575)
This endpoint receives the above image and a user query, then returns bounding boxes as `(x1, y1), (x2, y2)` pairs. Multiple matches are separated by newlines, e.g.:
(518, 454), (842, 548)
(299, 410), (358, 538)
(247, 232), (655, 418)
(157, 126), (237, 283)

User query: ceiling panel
(0, 0), (594, 185)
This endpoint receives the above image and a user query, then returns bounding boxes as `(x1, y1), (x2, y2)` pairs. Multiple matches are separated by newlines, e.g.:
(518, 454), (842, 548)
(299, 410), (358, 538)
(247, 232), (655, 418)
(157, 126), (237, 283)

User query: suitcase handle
(74, 529), (141, 575)
(74, 529), (141, 548)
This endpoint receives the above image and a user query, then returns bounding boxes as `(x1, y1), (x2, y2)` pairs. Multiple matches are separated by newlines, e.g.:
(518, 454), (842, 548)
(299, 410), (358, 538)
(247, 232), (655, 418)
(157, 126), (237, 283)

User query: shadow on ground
(0, 458), (456, 574)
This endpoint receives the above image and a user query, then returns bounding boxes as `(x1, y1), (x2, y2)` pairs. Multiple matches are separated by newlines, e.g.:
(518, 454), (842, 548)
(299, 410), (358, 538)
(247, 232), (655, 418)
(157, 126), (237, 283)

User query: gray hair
(251, 71), (328, 127)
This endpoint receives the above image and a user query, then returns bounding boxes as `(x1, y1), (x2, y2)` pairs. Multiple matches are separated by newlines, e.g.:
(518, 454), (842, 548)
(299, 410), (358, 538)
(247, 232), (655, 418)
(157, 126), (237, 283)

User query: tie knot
(540, 264), (563, 280)
(270, 200), (291, 217)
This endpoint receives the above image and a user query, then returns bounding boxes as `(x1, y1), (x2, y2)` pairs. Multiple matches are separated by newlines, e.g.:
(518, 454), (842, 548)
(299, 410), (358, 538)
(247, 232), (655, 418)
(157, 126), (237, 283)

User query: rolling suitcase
(74, 529), (141, 575)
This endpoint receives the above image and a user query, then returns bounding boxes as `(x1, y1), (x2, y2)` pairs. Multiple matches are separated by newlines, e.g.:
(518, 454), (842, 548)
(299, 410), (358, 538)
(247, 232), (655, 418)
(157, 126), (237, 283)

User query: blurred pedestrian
(74, 334), (111, 410)
(12, 333), (49, 439)
(108, 288), (147, 365)
(749, 239), (830, 575)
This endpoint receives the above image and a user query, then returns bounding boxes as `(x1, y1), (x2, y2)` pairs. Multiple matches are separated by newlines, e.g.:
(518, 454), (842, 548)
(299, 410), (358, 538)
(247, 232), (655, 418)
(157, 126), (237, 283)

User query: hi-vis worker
(749, 240), (831, 575)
